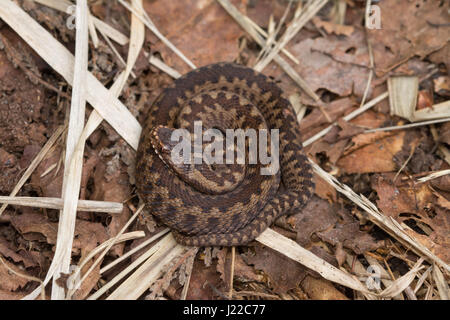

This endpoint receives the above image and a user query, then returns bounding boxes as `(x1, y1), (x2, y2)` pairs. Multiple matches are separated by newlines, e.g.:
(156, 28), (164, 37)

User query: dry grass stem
(99, 228), (170, 274)
(257, 228), (373, 295)
(51, 0), (89, 299)
(254, 0), (329, 71)
(0, 1), (142, 149)
(0, 196), (123, 213)
(218, 0), (320, 101)
(117, 0), (196, 70)
(417, 169), (450, 183)
(104, 234), (186, 300)
(66, 204), (145, 299)
(365, 117), (450, 133)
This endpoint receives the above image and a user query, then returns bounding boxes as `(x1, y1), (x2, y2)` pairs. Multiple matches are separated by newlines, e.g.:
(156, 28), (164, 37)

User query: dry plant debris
(0, 0), (448, 300)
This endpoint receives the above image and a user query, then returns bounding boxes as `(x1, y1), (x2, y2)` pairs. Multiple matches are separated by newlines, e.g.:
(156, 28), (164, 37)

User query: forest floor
(0, 0), (449, 300)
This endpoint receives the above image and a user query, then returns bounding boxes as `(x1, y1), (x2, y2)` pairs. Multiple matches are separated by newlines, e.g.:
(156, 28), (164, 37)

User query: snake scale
(136, 63), (314, 246)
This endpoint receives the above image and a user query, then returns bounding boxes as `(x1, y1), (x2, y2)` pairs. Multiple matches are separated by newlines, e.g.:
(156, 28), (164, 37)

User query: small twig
(180, 247), (198, 300)
(228, 246), (236, 299)
(393, 143), (417, 182)
(233, 290), (280, 299)
(365, 118), (450, 133)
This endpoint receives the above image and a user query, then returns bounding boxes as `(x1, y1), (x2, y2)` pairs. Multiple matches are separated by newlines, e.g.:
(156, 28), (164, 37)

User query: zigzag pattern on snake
(136, 62), (314, 246)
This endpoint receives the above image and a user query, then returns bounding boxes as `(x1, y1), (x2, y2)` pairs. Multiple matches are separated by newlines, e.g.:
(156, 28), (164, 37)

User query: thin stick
(52, 0), (89, 299)
(303, 91), (389, 147)
(180, 247), (198, 300)
(0, 196), (123, 213)
(218, 0), (320, 101)
(393, 143), (416, 182)
(365, 117), (450, 133)
(229, 246), (236, 299)
(254, 0), (329, 71)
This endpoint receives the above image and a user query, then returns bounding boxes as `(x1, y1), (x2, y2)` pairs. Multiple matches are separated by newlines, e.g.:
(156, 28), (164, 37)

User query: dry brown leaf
(434, 76), (450, 97)
(368, 0), (450, 76)
(268, 36), (371, 98)
(312, 17), (354, 37)
(317, 221), (382, 255)
(0, 237), (38, 269)
(216, 248), (262, 286)
(301, 276), (348, 300)
(144, 0), (243, 73)
(338, 131), (407, 174)
(314, 174), (337, 203)
(290, 196), (338, 246)
(245, 245), (307, 294)
(0, 256), (33, 291)
(372, 174), (450, 263)
(91, 156), (132, 257)
(184, 258), (224, 300)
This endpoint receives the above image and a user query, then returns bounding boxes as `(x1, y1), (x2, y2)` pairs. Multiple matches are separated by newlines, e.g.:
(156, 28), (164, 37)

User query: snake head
(149, 125), (178, 159)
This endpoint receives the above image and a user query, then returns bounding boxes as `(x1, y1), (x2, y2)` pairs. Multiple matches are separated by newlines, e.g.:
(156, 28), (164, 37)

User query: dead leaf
(144, 0), (243, 74)
(290, 196), (338, 246)
(312, 17), (354, 36)
(0, 237), (38, 269)
(368, 0), (450, 76)
(317, 221), (382, 255)
(417, 90), (434, 110)
(216, 248), (262, 287)
(185, 258), (224, 300)
(0, 256), (32, 291)
(301, 276), (348, 300)
(372, 174), (450, 263)
(245, 245), (307, 294)
(268, 36), (371, 97)
(338, 131), (407, 174)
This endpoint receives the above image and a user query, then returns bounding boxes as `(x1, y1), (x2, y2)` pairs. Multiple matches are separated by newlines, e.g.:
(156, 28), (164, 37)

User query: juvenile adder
(136, 62), (314, 246)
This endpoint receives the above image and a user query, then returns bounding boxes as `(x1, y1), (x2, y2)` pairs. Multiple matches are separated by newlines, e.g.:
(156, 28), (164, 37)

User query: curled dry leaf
(372, 174), (450, 264)
(0, 256), (33, 292)
(0, 237), (38, 269)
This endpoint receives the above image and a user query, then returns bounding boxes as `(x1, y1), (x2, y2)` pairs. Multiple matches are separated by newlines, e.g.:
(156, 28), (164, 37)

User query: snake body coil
(136, 63), (314, 246)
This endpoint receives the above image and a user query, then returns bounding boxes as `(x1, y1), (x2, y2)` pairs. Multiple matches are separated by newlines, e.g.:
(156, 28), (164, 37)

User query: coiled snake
(136, 63), (314, 246)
